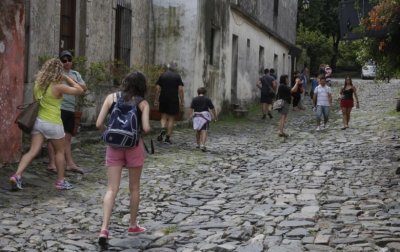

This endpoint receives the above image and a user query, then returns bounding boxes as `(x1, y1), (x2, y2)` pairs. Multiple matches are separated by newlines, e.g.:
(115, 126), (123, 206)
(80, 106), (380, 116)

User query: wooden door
(60, 0), (76, 52)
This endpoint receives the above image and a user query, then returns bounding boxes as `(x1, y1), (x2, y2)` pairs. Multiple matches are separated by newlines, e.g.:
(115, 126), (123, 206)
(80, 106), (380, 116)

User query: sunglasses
(61, 58), (72, 63)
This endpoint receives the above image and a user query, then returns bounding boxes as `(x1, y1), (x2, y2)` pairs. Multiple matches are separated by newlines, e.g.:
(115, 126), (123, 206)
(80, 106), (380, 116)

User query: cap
(59, 50), (72, 59)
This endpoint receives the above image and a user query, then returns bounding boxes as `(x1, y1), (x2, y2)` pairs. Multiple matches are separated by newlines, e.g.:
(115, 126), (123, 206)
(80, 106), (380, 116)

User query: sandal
(66, 166), (84, 174)
(46, 166), (57, 174)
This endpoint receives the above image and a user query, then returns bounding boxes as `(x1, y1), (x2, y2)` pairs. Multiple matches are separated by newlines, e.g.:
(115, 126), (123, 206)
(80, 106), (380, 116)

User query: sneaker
(320, 122), (325, 128)
(157, 129), (166, 142)
(268, 112), (273, 119)
(9, 175), (22, 191)
(98, 229), (109, 245)
(261, 114), (266, 119)
(316, 126), (321, 131)
(196, 144), (200, 149)
(55, 179), (73, 190)
(128, 224), (146, 235)
(164, 136), (172, 144)
(200, 145), (206, 152)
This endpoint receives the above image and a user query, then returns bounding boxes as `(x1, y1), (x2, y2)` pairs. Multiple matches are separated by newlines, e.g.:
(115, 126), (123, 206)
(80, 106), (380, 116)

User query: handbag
(15, 102), (40, 133)
(273, 99), (284, 110)
(15, 84), (50, 134)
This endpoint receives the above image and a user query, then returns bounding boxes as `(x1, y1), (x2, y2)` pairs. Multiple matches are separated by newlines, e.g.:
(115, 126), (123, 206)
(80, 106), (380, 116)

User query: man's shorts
(106, 140), (145, 168)
(32, 119), (65, 139)
(61, 109), (75, 134)
(159, 101), (179, 115)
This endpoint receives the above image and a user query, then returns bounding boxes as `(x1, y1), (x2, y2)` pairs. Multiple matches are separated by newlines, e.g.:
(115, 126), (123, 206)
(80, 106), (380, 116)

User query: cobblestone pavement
(1, 79), (399, 252)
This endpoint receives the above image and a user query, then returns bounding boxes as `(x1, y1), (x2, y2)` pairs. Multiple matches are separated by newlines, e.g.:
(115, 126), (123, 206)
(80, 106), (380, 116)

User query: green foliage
(297, 0), (341, 70)
(296, 24), (332, 73)
(337, 40), (362, 69)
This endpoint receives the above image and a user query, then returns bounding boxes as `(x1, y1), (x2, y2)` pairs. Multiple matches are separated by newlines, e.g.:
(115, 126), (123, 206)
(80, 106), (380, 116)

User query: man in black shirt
(256, 68), (277, 119)
(154, 65), (184, 144)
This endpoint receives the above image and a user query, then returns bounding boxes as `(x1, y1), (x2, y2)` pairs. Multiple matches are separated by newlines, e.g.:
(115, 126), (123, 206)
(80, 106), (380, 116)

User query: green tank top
(34, 82), (62, 124)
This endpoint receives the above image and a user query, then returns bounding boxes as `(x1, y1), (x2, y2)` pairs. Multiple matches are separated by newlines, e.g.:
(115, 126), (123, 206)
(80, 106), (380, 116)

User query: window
(273, 0), (279, 16)
(259, 46), (264, 74)
(60, 0), (76, 52)
(115, 0), (132, 67)
(209, 27), (221, 66)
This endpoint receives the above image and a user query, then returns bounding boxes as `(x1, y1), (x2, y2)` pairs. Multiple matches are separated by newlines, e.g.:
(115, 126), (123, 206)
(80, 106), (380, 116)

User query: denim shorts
(315, 105), (330, 120)
(31, 119), (65, 139)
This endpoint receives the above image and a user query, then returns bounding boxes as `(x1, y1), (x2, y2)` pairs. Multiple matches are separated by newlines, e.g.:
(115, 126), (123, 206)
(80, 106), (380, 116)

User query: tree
(359, 0), (400, 78)
(297, 0), (342, 72)
(296, 24), (332, 74)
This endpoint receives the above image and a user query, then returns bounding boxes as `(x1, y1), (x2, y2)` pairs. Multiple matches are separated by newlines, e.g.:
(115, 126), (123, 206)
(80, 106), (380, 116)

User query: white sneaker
(316, 126), (321, 131)
(320, 122), (325, 128)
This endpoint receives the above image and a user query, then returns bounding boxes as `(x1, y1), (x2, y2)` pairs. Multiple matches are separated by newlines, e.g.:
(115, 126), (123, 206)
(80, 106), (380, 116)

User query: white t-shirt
(314, 85), (331, 106)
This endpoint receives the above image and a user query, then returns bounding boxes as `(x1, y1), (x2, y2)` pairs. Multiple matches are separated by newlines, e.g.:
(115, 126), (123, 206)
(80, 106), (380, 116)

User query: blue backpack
(103, 92), (142, 148)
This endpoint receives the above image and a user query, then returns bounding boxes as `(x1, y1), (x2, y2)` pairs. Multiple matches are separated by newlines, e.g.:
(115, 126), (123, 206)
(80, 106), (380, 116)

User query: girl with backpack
(96, 71), (150, 245)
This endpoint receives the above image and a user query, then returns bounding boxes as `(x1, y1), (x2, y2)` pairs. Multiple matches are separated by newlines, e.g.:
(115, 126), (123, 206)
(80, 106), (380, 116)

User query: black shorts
(260, 93), (274, 104)
(198, 122), (209, 131)
(61, 109), (75, 134)
(159, 101), (179, 115)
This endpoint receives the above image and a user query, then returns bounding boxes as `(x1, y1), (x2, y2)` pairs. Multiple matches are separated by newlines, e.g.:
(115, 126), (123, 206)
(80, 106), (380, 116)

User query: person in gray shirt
(47, 50), (87, 174)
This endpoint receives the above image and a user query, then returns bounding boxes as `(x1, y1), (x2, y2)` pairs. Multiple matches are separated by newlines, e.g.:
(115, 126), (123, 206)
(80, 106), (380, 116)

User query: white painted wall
(226, 9), (291, 102)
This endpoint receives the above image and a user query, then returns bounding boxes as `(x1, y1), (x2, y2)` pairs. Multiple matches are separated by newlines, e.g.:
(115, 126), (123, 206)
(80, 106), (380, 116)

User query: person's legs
(261, 103), (267, 118)
(346, 107), (352, 127)
(315, 106), (322, 127)
(100, 166), (123, 231)
(157, 114), (168, 141)
(200, 130), (207, 146)
(64, 133), (75, 167)
(47, 142), (56, 171)
(14, 133), (45, 177)
(267, 103), (273, 118)
(323, 106), (330, 125)
(49, 138), (66, 182)
(128, 166), (143, 228)
(164, 114), (175, 143)
(196, 131), (201, 147)
(341, 107), (347, 128)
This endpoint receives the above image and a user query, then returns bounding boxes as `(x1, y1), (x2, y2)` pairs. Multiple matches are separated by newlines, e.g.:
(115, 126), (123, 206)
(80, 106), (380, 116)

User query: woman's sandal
(66, 166), (84, 174)
(46, 166), (57, 174)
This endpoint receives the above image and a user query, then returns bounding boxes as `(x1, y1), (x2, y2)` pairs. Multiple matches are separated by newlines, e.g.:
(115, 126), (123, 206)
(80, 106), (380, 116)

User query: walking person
(291, 71), (304, 111)
(9, 58), (84, 190)
(47, 50), (87, 174)
(313, 76), (332, 131)
(154, 64), (184, 144)
(257, 68), (277, 119)
(96, 71), (150, 245)
(190, 87), (218, 151)
(339, 76), (359, 129)
(276, 75), (300, 137)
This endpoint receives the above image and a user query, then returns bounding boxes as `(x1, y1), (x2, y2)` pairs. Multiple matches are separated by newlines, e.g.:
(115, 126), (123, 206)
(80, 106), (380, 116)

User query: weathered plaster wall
(25, 0), (61, 102)
(0, 0), (25, 163)
(237, 0), (298, 45)
(79, 0), (115, 124)
(228, 9), (291, 103)
(84, 0), (114, 63)
(151, 0), (199, 108)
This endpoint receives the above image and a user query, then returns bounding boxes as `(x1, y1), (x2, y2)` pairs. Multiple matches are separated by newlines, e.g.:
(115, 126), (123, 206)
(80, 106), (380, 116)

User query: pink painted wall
(0, 0), (25, 163)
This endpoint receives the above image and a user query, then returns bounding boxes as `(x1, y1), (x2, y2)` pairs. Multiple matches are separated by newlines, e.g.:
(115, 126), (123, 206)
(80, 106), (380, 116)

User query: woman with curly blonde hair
(10, 58), (84, 191)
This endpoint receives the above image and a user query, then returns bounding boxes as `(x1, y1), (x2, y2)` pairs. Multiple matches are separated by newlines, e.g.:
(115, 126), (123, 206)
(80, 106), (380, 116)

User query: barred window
(115, 0), (132, 67)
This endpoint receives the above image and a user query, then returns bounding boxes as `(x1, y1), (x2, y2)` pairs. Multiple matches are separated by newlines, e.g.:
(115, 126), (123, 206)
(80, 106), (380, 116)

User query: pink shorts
(106, 140), (145, 168)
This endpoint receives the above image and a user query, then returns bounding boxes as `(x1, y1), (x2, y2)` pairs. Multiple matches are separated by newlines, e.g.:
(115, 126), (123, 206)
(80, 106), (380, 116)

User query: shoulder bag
(15, 84), (50, 134)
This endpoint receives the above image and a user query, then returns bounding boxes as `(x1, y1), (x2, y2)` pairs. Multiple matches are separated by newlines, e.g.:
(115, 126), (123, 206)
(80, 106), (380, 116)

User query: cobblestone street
(1, 79), (399, 251)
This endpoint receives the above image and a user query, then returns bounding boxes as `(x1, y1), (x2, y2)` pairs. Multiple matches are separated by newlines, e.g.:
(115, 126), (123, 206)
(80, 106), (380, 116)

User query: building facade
(0, 0), (298, 163)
